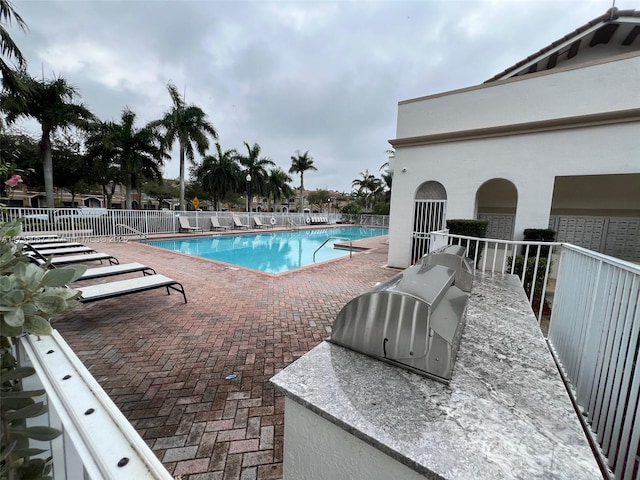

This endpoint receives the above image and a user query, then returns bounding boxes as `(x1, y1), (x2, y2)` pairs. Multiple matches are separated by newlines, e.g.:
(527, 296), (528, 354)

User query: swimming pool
(146, 227), (388, 274)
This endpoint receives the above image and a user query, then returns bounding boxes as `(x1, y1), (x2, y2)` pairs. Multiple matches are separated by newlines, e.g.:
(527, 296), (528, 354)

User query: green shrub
(372, 202), (390, 215)
(522, 228), (556, 256)
(341, 203), (362, 214)
(446, 219), (488, 237)
(446, 219), (488, 263)
(507, 255), (551, 300)
(523, 228), (556, 242)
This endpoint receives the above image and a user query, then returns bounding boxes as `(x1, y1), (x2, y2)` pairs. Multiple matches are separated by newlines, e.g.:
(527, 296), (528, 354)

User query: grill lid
(329, 261), (470, 383)
(421, 244), (474, 293)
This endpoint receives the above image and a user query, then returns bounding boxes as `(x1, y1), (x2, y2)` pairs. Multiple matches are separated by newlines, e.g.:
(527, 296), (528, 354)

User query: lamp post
(246, 173), (252, 213)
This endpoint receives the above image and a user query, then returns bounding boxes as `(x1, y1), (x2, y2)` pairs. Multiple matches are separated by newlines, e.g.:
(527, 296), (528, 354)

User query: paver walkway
(53, 233), (398, 479)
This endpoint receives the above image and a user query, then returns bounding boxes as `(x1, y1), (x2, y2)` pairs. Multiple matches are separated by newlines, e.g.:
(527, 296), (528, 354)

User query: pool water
(146, 227), (388, 274)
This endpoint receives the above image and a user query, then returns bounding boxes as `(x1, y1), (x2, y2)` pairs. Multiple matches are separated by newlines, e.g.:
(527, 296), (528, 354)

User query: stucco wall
(388, 55), (640, 269)
(396, 54), (640, 138)
(282, 399), (426, 480)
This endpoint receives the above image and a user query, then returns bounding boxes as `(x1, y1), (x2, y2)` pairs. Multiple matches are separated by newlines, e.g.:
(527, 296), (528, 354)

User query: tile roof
(485, 8), (640, 83)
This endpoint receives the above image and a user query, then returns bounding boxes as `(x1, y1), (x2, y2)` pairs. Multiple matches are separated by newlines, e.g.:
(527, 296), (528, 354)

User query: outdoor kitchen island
(270, 273), (602, 480)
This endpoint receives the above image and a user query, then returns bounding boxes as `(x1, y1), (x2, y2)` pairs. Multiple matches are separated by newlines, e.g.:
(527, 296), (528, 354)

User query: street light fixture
(246, 173), (252, 213)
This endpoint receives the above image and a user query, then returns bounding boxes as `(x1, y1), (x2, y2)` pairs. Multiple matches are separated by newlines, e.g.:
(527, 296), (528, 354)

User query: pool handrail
(313, 236), (354, 263)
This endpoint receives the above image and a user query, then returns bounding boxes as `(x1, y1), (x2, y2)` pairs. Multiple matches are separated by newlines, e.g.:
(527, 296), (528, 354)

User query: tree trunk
(125, 173), (133, 209)
(299, 174), (304, 213)
(179, 143), (186, 210)
(40, 127), (54, 208)
(102, 185), (112, 208)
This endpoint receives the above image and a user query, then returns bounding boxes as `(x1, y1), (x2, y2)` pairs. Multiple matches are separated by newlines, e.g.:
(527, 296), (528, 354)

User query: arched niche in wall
(415, 181), (447, 201)
(475, 178), (518, 240)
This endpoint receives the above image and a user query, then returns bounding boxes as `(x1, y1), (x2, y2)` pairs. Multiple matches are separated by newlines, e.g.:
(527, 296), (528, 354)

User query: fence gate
(411, 199), (447, 264)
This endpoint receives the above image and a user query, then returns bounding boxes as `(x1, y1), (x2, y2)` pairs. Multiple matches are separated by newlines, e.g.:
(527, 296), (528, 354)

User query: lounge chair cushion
(31, 252), (119, 266)
(34, 246), (96, 256)
(24, 242), (84, 249)
(179, 217), (202, 232)
(18, 234), (61, 242)
(77, 262), (156, 281)
(77, 274), (187, 303)
(233, 216), (249, 229)
(210, 217), (229, 231)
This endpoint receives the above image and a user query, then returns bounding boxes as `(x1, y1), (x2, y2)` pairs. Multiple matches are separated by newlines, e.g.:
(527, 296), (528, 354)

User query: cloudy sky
(6, 0), (635, 193)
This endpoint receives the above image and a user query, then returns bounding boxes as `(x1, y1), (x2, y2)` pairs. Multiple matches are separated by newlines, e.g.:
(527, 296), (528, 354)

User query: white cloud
(263, 1), (340, 32)
(39, 41), (159, 91)
(7, 0), (639, 191)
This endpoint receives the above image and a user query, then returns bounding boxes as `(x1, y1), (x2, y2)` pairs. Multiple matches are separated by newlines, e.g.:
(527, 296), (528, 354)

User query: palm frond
(0, 0), (27, 68)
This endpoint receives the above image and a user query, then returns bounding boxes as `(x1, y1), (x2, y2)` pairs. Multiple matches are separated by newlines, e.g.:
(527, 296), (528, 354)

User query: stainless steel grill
(330, 249), (472, 383)
(421, 244), (473, 292)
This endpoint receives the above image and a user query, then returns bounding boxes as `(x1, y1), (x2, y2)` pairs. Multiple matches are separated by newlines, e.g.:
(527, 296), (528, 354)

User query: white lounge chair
(77, 274), (187, 304)
(17, 234), (61, 242)
(253, 216), (267, 229)
(32, 246), (96, 256)
(210, 217), (229, 231)
(29, 252), (119, 267)
(233, 216), (249, 229)
(23, 241), (85, 249)
(77, 262), (156, 281)
(178, 216), (202, 233)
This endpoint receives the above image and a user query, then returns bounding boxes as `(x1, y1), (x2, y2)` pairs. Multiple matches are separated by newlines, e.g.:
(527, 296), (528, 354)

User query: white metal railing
(430, 230), (640, 479)
(429, 230), (561, 324)
(547, 245), (640, 480)
(2, 208), (388, 238)
(313, 237), (354, 262)
(115, 224), (147, 240)
(16, 330), (173, 479)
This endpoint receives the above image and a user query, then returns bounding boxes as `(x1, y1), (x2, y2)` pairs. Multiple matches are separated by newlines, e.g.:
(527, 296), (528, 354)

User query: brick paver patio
(52, 232), (398, 479)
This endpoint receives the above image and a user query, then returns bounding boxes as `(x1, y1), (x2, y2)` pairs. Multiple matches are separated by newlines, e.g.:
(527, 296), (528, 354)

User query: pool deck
(52, 231), (397, 479)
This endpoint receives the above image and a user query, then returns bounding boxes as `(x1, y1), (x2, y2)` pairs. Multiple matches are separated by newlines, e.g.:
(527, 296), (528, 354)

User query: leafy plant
(372, 201), (390, 215)
(446, 219), (488, 264)
(341, 202), (362, 214)
(0, 218), (86, 480)
(521, 228), (556, 257)
(507, 255), (551, 300)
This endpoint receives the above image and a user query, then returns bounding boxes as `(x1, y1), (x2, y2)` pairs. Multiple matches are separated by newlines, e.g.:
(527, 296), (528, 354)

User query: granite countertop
(270, 273), (602, 480)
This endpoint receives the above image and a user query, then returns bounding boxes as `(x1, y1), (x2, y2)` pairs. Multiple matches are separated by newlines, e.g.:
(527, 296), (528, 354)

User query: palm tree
(154, 83), (217, 210)
(1, 73), (94, 207)
(84, 120), (122, 208)
(289, 150), (316, 213)
(195, 142), (240, 210)
(381, 171), (393, 202)
(237, 142), (275, 212)
(352, 169), (382, 211)
(87, 109), (165, 209)
(380, 149), (395, 172)
(0, 0), (28, 95)
(266, 167), (294, 211)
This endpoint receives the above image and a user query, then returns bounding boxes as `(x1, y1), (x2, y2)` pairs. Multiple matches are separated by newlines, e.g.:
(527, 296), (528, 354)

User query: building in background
(387, 8), (640, 268)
